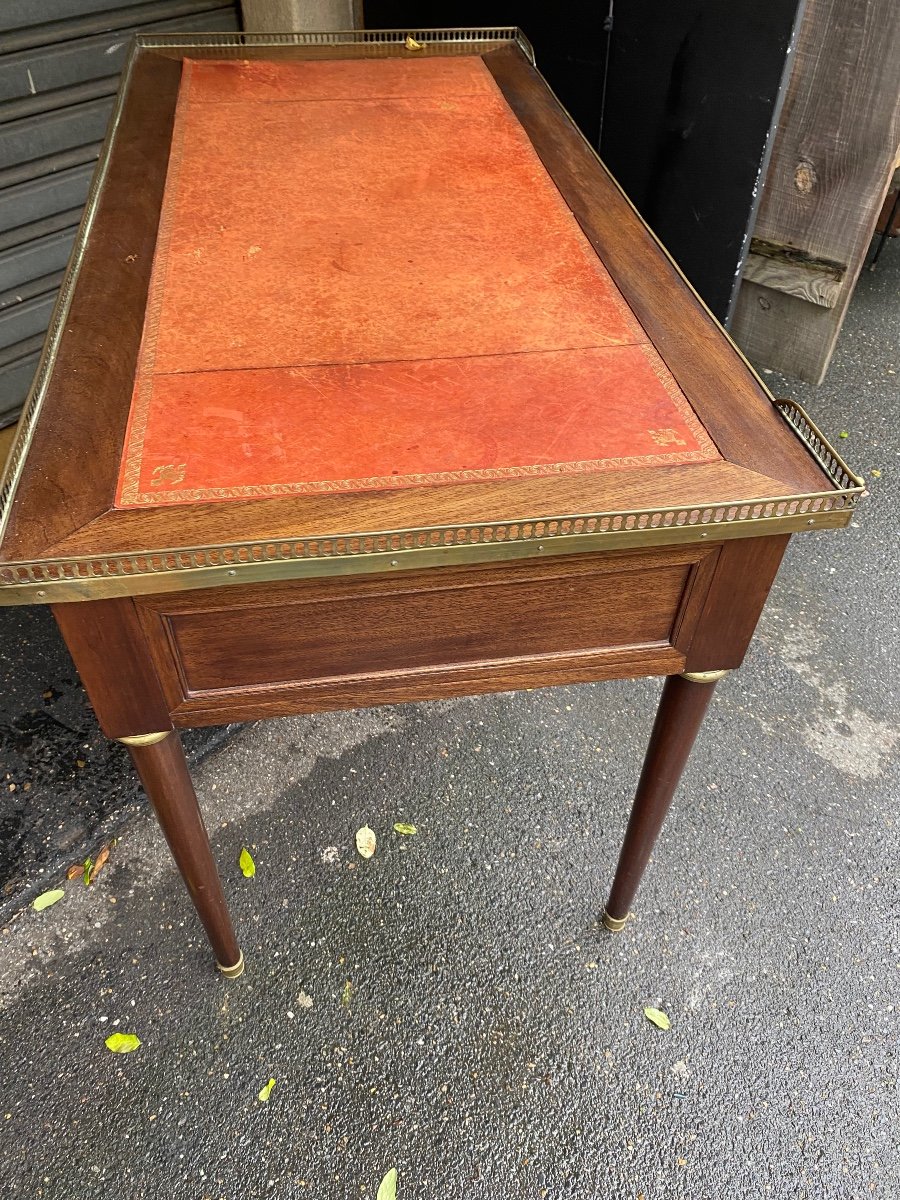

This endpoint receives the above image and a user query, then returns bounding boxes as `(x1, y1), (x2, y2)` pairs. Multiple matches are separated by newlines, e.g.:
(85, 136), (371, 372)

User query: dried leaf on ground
(66, 864), (83, 880)
(105, 1032), (141, 1054)
(32, 889), (65, 911)
(643, 1006), (671, 1030)
(393, 823), (417, 835)
(297, 991), (314, 1009)
(355, 825), (376, 859)
(88, 845), (110, 884)
(258, 1078), (276, 1103)
(239, 848), (256, 878)
(377, 1168), (398, 1200)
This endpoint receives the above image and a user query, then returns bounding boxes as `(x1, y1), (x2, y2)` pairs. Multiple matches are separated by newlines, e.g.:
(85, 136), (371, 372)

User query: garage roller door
(0, 1), (241, 428)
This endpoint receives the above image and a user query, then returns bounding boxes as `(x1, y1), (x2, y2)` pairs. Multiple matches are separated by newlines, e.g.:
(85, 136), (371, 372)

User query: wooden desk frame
(50, 532), (788, 976)
(0, 31), (861, 977)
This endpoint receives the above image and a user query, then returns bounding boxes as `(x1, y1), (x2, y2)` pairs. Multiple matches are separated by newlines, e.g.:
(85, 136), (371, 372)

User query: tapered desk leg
(602, 670), (727, 931)
(121, 730), (244, 977)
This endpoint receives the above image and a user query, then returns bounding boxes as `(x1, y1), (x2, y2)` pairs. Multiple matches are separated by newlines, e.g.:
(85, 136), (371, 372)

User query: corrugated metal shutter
(0, 1), (241, 428)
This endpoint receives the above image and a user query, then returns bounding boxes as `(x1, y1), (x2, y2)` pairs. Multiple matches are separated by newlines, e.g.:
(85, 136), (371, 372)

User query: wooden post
(731, 0), (900, 382)
(239, 1), (361, 32)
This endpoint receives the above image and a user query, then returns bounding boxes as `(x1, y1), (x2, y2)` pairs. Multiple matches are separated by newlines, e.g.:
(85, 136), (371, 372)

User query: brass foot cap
(601, 909), (629, 933)
(217, 951), (245, 979)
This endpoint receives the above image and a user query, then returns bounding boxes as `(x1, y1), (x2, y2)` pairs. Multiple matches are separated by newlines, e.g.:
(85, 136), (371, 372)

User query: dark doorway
(365, 2), (802, 322)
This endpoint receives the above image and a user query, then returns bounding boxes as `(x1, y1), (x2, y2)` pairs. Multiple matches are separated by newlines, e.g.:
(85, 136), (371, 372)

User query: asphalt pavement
(0, 248), (897, 1199)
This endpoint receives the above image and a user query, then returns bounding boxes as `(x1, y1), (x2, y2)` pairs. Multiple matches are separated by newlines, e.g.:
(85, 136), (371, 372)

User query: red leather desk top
(115, 57), (719, 509)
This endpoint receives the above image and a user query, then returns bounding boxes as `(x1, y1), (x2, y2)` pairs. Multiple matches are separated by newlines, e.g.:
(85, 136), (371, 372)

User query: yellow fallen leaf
(377, 1168), (398, 1200)
(393, 823), (417, 835)
(105, 1032), (141, 1053)
(644, 1006), (671, 1030)
(405, 34), (422, 50)
(258, 1077), (276, 1103)
(88, 844), (110, 884)
(355, 825), (376, 859)
(239, 848), (256, 878)
(32, 889), (65, 911)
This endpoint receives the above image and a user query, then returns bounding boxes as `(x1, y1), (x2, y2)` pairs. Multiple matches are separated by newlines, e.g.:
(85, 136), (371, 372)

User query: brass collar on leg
(117, 730), (172, 747)
(681, 669), (730, 684)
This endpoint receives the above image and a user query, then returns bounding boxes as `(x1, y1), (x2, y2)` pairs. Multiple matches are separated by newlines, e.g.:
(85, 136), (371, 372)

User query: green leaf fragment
(32, 889), (65, 912)
(393, 823), (417, 835)
(839, 431), (849, 439)
(643, 1006), (671, 1030)
(82, 858), (93, 886)
(105, 1032), (141, 1054)
(239, 848), (256, 878)
(377, 1168), (398, 1200)
(258, 1077), (276, 1103)
(341, 980), (353, 1008)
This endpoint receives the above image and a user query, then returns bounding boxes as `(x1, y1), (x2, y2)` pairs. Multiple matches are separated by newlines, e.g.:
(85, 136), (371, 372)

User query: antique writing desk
(0, 31), (861, 977)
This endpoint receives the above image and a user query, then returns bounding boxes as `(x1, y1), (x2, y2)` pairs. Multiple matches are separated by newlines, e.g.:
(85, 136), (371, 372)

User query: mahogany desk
(0, 31), (861, 978)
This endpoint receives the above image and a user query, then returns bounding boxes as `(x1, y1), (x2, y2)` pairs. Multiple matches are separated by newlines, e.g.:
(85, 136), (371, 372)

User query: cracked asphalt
(0, 248), (897, 1199)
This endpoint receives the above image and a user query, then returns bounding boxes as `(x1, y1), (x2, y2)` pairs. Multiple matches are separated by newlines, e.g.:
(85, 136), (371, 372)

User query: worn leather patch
(116, 56), (718, 508)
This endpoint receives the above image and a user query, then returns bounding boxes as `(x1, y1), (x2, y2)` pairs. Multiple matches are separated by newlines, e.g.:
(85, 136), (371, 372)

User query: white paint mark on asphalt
(758, 608), (897, 780)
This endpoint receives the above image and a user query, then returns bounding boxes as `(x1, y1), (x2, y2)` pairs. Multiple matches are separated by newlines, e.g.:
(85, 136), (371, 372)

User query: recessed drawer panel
(135, 545), (719, 722)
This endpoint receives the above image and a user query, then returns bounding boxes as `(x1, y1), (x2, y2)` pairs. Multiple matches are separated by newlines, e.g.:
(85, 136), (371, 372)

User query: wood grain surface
(731, 0), (900, 382)
(51, 596), (173, 738)
(134, 545), (719, 725)
(605, 673), (721, 920)
(126, 732), (241, 967)
(1, 42), (833, 573)
(3, 53), (182, 562)
(482, 46), (831, 496)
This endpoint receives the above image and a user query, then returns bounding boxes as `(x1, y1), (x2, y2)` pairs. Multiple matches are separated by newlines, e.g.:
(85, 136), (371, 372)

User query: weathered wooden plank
(731, 0), (900, 383)
(739, 246), (844, 304)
